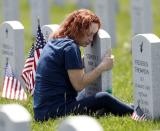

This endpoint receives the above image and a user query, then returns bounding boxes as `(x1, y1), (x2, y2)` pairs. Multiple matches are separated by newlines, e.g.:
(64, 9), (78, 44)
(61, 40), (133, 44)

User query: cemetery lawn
(1, 0), (160, 131)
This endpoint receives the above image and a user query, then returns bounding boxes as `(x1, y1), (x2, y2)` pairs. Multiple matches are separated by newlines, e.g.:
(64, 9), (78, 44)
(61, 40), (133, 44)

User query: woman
(33, 9), (133, 121)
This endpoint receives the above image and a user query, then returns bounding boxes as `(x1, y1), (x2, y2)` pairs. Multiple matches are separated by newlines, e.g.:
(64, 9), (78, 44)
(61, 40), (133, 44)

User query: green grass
(1, 0), (160, 131)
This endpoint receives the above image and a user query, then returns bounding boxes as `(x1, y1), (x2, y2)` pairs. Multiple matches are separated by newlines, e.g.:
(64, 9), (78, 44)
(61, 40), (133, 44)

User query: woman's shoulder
(48, 37), (78, 48)
(49, 37), (72, 43)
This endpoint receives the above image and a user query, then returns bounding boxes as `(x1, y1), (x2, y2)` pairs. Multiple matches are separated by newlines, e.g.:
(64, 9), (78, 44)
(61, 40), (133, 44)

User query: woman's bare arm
(68, 50), (114, 91)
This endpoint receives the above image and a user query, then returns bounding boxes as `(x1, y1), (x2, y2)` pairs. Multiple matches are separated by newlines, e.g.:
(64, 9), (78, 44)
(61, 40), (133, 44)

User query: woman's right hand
(99, 49), (114, 72)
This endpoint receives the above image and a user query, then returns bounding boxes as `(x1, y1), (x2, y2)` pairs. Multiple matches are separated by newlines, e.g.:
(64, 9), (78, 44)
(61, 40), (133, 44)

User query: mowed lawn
(1, 0), (160, 131)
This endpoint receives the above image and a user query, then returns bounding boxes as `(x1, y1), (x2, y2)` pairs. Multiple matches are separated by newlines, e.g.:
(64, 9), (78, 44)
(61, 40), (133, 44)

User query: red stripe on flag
(5, 77), (9, 98)
(13, 79), (18, 99)
(9, 77), (15, 99)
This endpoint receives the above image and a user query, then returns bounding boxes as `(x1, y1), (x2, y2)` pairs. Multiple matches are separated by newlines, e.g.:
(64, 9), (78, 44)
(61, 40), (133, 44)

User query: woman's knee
(95, 92), (113, 100)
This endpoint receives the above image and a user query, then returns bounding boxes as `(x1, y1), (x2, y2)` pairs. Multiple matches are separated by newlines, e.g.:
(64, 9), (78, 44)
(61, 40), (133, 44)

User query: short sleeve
(64, 44), (84, 70)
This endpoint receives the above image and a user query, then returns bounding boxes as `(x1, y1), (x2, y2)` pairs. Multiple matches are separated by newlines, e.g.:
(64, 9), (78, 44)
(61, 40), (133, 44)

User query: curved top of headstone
(0, 104), (31, 122)
(98, 29), (111, 39)
(132, 34), (160, 44)
(42, 24), (60, 41)
(1, 21), (24, 30)
(42, 24), (60, 31)
(58, 115), (103, 131)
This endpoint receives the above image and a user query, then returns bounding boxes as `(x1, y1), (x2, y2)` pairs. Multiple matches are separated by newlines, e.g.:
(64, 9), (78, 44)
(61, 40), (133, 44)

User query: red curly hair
(50, 9), (101, 44)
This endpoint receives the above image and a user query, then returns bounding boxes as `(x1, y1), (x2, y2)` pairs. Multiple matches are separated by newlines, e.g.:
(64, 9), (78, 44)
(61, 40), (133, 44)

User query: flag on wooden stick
(21, 44), (35, 93)
(21, 19), (46, 95)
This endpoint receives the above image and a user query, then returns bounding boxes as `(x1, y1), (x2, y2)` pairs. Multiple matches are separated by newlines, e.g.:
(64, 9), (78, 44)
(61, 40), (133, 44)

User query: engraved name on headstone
(84, 29), (112, 96)
(132, 34), (160, 119)
(0, 21), (24, 88)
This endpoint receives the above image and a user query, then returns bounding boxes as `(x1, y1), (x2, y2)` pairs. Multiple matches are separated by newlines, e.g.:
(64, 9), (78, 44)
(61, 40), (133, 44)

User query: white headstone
(30, 0), (50, 35)
(132, 34), (160, 120)
(77, 0), (91, 9)
(2, 0), (19, 21)
(94, 0), (116, 47)
(0, 21), (24, 88)
(58, 115), (103, 131)
(0, 0), (3, 23)
(131, 0), (153, 35)
(113, 0), (119, 15)
(54, 0), (65, 6)
(0, 104), (31, 131)
(84, 29), (112, 97)
(42, 24), (60, 41)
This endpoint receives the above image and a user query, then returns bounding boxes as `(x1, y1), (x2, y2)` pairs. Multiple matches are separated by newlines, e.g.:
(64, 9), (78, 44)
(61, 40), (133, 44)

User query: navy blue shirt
(33, 37), (83, 120)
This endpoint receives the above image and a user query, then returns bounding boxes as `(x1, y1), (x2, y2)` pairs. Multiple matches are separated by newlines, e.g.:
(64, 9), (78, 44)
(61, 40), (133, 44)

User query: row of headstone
(0, 21), (112, 95)
(53, 0), (92, 8)
(43, 23), (160, 120)
(53, 0), (119, 12)
(0, 104), (103, 131)
(95, 0), (153, 47)
(1, 0), (50, 35)
(0, 21), (61, 91)
(1, 0), (153, 47)
(0, 21), (60, 91)
(1, 20), (160, 120)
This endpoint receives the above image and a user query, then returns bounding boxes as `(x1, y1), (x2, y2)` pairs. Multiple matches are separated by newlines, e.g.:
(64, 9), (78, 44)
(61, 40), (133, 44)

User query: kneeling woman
(33, 9), (133, 121)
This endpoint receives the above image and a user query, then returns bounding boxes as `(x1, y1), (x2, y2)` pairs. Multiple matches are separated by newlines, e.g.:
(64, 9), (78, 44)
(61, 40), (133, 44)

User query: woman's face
(79, 23), (99, 47)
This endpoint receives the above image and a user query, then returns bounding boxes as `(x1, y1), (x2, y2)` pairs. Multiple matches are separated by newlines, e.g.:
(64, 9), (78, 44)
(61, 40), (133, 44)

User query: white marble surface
(0, 21), (24, 88)
(0, 104), (31, 131)
(130, 0), (153, 35)
(2, 0), (19, 21)
(94, 0), (116, 47)
(84, 29), (112, 96)
(132, 33), (160, 119)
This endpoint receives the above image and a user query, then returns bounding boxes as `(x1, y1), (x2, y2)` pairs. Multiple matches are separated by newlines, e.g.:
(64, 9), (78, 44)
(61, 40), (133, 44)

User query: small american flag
(2, 58), (27, 100)
(21, 20), (46, 95)
(21, 44), (34, 93)
(131, 105), (147, 121)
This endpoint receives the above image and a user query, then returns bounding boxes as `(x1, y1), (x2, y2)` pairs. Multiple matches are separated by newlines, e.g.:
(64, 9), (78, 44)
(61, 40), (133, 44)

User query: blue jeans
(35, 92), (134, 121)
(61, 92), (133, 117)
